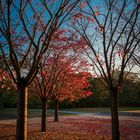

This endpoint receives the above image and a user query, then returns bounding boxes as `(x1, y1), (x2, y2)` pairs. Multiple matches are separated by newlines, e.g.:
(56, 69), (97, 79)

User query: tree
(119, 73), (140, 106)
(31, 28), (92, 129)
(0, 0), (80, 139)
(70, 0), (140, 140)
(0, 68), (15, 109)
(51, 71), (93, 122)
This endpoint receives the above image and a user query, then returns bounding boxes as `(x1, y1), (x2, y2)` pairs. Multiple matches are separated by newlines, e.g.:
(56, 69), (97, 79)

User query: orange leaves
(95, 11), (100, 16)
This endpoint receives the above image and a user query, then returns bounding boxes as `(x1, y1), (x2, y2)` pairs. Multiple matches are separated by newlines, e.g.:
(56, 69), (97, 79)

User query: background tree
(0, 68), (15, 109)
(51, 71), (92, 122)
(0, 0), (79, 139)
(70, 0), (140, 140)
(31, 28), (92, 129)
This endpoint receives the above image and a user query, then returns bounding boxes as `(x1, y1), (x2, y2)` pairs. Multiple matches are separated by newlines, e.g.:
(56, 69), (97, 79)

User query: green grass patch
(0, 107), (139, 120)
(61, 107), (140, 113)
(0, 108), (73, 120)
(61, 108), (111, 113)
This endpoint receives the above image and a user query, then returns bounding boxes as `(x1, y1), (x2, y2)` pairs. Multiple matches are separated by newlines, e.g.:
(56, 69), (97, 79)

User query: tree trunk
(0, 90), (4, 109)
(54, 100), (59, 122)
(41, 98), (47, 131)
(110, 90), (120, 140)
(16, 85), (28, 140)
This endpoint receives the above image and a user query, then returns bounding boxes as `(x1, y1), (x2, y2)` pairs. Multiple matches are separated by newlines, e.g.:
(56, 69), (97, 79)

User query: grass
(61, 107), (111, 113)
(62, 107), (140, 113)
(0, 108), (75, 120)
(0, 107), (140, 120)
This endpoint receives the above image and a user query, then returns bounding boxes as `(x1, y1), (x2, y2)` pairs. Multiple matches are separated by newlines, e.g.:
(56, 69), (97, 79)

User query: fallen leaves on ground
(0, 115), (139, 140)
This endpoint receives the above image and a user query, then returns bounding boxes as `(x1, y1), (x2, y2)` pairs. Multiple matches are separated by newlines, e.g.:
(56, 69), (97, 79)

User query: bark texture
(0, 91), (4, 109)
(41, 98), (47, 131)
(54, 100), (59, 122)
(110, 90), (120, 140)
(16, 85), (28, 140)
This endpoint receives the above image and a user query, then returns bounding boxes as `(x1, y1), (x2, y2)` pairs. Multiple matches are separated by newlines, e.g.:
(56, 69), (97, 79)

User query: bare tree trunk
(0, 90), (4, 109)
(110, 90), (120, 140)
(16, 85), (28, 140)
(54, 100), (59, 122)
(41, 98), (47, 131)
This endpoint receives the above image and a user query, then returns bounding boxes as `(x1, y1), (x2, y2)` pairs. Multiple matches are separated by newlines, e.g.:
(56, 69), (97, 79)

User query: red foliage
(74, 13), (83, 20)
(99, 26), (104, 33)
(0, 69), (16, 91)
(33, 29), (93, 102)
(95, 11), (100, 16)
(80, 2), (86, 8)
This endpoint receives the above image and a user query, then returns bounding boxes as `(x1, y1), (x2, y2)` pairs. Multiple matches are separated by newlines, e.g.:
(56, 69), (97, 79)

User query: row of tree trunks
(15, 84), (119, 140)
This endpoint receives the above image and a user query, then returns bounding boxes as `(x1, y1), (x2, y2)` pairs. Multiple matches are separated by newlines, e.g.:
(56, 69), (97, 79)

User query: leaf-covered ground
(0, 115), (139, 140)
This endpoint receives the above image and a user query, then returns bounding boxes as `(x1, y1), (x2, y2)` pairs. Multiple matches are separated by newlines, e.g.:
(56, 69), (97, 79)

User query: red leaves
(95, 11), (100, 16)
(74, 13), (83, 20)
(33, 29), (93, 101)
(80, 2), (86, 8)
(73, 4), (100, 23)
(1, 84), (5, 89)
(0, 69), (15, 91)
(87, 17), (95, 22)
(56, 71), (92, 102)
(116, 48), (124, 58)
(0, 116), (139, 139)
(99, 26), (104, 33)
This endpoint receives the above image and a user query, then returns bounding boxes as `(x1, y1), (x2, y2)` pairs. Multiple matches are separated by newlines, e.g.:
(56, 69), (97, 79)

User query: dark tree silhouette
(71, 0), (140, 140)
(0, 0), (80, 139)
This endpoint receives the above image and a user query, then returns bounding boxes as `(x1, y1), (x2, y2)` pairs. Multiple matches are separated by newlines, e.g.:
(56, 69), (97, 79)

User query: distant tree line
(59, 76), (140, 108)
(2, 75), (140, 108)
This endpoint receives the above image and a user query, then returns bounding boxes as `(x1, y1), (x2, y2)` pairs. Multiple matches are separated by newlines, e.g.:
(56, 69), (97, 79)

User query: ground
(0, 114), (140, 140)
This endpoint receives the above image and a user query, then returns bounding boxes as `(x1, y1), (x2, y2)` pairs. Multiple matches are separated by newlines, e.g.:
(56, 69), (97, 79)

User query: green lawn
(0, 107), (140, 120)
(0, 108), (75, 120)
(62, 107), (140, 113)
(0, 108), (40, 120)
(62, 107), (111, 113)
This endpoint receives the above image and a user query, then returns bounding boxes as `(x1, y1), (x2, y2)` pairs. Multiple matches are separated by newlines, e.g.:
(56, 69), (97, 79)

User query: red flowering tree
(31, 28), (92, 130)
(70, 0), (140, 140)
(51, 70), (92, 122)
(0, 69), (16, 109)
(0, 1), (80, 139)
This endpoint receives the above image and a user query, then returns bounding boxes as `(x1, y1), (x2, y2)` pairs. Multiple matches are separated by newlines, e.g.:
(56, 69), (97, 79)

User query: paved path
(47, 110), (140, 121)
